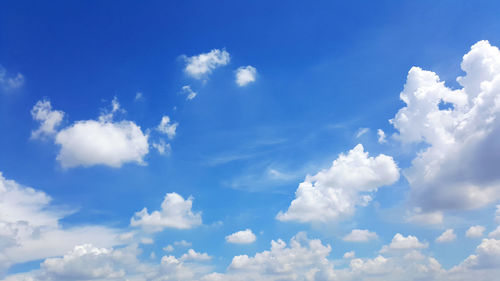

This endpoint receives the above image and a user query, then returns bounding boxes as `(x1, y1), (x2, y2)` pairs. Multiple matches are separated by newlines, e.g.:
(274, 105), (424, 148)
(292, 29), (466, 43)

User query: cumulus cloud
(0, 172), (120, 276)
(225, 229), (256, 244)
(130, 192), (202, 232)
(184, 49), (230, 79)
(0, 65), (24, 92)
(31, 100), (64, 139)
(489, 226), (500, 238)
(450, 238), (500, 273)
(343, 229), (378, 242)
(152, 139), (171, 155)
(343, 251), (355, 259)
(436, 229), (457, 243)
(390, 40), (500, 212)
(466, 226), (486, 238)
(277, 144), (399, 223)
(31, 98), (150, 168)
(157, 116), (178, 139)
(406, 208), (444, 225)
(235, 66), (257, 87)
(182, 85), (197, 100)
(381, 233), (428, 253)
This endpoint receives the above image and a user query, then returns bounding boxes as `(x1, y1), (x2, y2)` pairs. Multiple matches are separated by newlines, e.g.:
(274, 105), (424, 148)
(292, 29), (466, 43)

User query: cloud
(495, 205), (500, 223)
(343, 251), (355, 259)
(489, 226), (500, 238)
(235, 66), (257, 87)
(0, 172), (120, 276)
(182, 85), (197, 100)
(0, 65), (24, 92)
(30, 100), (65, 139)
(31, 98), (150, 168)
(343, 229), (378, 242)
(451, 238), (500, 272)
(157, 116), (178, 139)
(225, 229), (256, 244)
(390, 40), (500, 212)
(152, 139), (171, 155)
(466, 226), (486, 238)
(180, 249), (212, 262)
(277, 144), (399, 223)
(184, 49), (230, 79)
(436, 229), (457, 243)
(377, 129), (387, 143)
(355, 127), (370, 138)
(134, 92), (143, 101)
(381, 233), (428, 252)
(130, 192), (202, 232)
(406, 208), (444, 225)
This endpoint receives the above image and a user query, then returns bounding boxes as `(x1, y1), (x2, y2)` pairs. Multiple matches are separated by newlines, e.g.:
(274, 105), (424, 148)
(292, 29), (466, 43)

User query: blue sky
(2, 1), (500, 280)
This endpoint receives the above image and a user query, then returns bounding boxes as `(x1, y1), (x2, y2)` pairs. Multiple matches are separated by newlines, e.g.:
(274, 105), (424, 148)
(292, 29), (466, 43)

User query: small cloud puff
(235, 66), (257, 87)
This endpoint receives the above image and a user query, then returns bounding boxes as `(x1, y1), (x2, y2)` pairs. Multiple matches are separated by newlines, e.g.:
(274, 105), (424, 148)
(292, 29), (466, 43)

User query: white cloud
(163, 245), (174, 252)
(277, 144), (399, 223)
(182, 85), (197, 100)
(466, 226), (486, 238)
(495, 205), (500, 223)
(343, 229), (378, 242)
(390, 40), (500, 212)
(174, 240), (192, 247)
(130, 192), (202, 232)
(31, 98), (150, 168)
(451, 238), (500, 272)
(180, 249), (211, 262)
(0, 65), (24, 92)
(0, 172), (120, 276)
(152, 139), (171, 155)
(406, 208), (444, 225)
(436, 229), (457, 243)
(381, 233), (428, 252)
(225, 229), (256, 244)
(235, 66), (257, 87)
(343, 251), (355, 259)
(184, 49), (230, 79)
(157, 116), (178, 139)
(377, 129), (387, 143)
(56, 119), (149, 168)
(355, 127), (370, 138)
(135, 92), (143, 101)
(31, 100), (64, 139)
(489, 226), (500, 238)
(219, 232), (336, 281)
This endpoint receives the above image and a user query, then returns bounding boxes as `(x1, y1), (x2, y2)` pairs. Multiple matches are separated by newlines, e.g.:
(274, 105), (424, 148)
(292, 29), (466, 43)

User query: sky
(1, 0), (500, 280)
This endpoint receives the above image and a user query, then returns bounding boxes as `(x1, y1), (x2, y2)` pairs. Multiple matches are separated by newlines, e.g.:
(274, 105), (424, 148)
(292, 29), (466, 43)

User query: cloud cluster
(436, 229), (457, 243)
(391, 40), (500, 212)
(277, 144), (399, 223)
(131, 192), (202, 232)
(235, 66), (257, 87)
(343, 229), (378, 242)
(184, 49), (230, 79)
(0, 65), (24, 92)
(225, 229), (256, 244)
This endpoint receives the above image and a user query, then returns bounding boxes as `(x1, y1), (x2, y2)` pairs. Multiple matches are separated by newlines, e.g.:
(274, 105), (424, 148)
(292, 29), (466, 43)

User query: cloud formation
(225, 229), (256, 244)
(391, 40), (500, 212)
(31, 100), (65, 139)
(130, 192), (202, 232)
(343, 229), (378, 242)
(277, 144), (399, 223)
(0, 65), (24, 92)
(235, 66), (257, 87)
(184, 49), (230, 79)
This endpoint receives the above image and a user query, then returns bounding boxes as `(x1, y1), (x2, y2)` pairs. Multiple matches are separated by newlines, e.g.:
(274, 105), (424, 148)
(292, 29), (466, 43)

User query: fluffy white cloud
(450, 238), (500, 274)
(235, 66), (257, 87)
(31, 98), (150, 168)
(436, 229), (457, 243)
(343, 229), (378, 242)
(343, 251), (355, 259)
(0, 65), (24, 92)
(130, 192), (202, 232)
(0, 173), (120, 276)
(157, 116), (178, 139)
(391, 40), (500, 212)
(31, 100), (64, 139)
(225, 229), (256, 244)
(152, 139), (171, 155)
(381, 233), (428, 252)
(466, 225), (486, 238)
(277, 144), (399, 223)
(56, 120), (149, 168)
(184, 49), (230, 79)
(406, 208), (444, 225)
(180, 249), (211, 262)
(216, 232), (336, 281)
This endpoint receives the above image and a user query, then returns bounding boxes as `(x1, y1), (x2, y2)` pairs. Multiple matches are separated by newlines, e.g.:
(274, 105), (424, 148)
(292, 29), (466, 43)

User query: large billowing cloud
(31, 99), (150, 168)
(391, 40), (500, 212)
(130, 192), (202, 232)
(277, 144), (399, 223)
(0, 172), (120, 276)
(183, 49), (230, 79)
